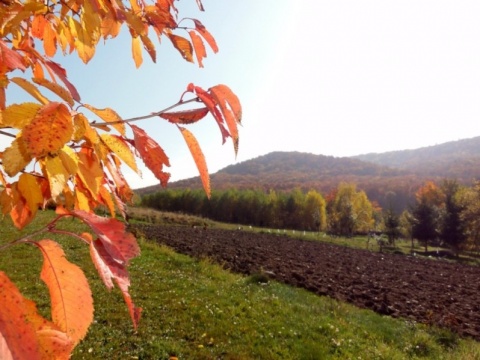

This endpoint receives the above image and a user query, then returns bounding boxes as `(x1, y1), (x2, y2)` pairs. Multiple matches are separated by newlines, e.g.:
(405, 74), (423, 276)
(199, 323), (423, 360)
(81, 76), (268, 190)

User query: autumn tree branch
(89, 97), (200, 127)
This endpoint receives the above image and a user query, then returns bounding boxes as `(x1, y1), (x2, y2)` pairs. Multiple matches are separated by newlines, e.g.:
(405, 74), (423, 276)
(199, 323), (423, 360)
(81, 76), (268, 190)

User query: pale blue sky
(5, 1), (480, 188)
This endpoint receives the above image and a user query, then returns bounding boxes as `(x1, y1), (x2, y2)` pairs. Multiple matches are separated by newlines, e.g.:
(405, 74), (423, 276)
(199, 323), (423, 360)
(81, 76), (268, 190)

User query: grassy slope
(0, 211), (479, 359)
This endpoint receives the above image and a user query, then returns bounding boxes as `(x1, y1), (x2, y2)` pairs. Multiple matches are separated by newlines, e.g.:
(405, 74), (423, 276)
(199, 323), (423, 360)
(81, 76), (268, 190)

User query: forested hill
(353, 136), (480, 178)
(136, 136), (480, 211)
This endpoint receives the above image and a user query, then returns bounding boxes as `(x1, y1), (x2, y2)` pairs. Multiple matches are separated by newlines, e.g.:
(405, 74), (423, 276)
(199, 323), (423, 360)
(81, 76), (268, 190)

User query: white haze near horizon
(3, 1), (480, 189)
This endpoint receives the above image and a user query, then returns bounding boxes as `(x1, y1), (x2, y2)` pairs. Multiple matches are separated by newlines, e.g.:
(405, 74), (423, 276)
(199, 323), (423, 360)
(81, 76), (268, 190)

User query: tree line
(142, 179), (480, 254)
(141, 182), (376, 235)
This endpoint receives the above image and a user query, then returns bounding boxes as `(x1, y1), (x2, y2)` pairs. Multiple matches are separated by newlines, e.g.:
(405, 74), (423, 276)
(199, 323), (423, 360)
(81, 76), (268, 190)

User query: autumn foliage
(0, 0), (241, 358)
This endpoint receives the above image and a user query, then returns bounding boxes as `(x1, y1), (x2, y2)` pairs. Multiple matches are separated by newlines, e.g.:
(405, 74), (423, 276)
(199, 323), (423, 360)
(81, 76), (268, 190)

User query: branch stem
(90, 97), (199, 128)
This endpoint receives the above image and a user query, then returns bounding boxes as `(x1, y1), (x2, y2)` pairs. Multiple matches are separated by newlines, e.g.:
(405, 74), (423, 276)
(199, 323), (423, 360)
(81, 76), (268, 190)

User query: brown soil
(133, 224), (480, 341)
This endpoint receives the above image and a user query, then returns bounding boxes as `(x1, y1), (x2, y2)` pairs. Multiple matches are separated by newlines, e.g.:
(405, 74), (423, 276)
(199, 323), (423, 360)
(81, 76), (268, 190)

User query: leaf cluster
(0, 0), (241, 358)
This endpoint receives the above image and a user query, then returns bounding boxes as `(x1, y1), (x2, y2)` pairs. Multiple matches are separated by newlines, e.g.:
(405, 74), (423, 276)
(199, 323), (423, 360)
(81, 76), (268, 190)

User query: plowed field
(133, 224), (480, 341)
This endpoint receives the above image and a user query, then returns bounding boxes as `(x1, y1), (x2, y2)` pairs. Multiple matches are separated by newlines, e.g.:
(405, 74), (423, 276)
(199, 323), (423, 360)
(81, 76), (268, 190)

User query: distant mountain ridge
(136, 136), (480, 212)
(353, 136), (480, 178)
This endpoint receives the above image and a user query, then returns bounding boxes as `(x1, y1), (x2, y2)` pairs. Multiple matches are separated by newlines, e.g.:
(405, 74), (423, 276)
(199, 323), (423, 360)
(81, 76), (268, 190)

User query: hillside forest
(141, 179), (480, 255)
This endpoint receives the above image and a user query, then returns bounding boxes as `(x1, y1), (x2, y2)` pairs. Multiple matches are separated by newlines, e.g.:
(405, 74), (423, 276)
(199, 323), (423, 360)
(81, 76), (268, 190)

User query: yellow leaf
(56, 21), (74, 54)
(17, 173), (43, 217)
(84, 104), (125, 135)
(23, 102), (73, 158)
(73, 179), (93, 212)
(10, 77), (49, 105)
(2, 136), (32, 177)
(178, 126), (210, 198)
(38, 240), (93, 345)
(100, 134), (138, 173)
(43, 156), (69, 200)
(69, 17), (95, 63)
(58, 145), (79, 176)
(1, 102), (41, 129)
(72, 113), (88, 142)
(33, 77), (75, 107)
(131, 36), (142, 68)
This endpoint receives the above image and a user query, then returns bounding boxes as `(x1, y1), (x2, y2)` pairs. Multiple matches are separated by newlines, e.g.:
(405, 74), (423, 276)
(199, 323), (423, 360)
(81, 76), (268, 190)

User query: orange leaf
(166, 33), (193, 62)
(76, 147), (104, 198)
(101, 12), (122, 39)
(23, 102), (73, 158)
(131, 36), (142, 68)
(131, 124), (171, 187)
(209, 84), (242, 155)
(33, 77), (75, 107)
(192, 19), (218, 53)
(98, 185), (116, 217)
(72, 210), (140, 265)
(188, 30), (206, 68)
(9, 183), (34, 229)
(178, 126), (210, 198)
(140, 34), (156, 63)
(43, 21), (57, 57)
(84, 104), (125, 136)
(38, 240), (93, 345)
(0, 272), (75, 359)
(159, 107), (209, 124)
(31, 14), (47, 39)
(33, 63), (44, 78)
(0, 272), (42, 360)
(10, 77), (49, 105)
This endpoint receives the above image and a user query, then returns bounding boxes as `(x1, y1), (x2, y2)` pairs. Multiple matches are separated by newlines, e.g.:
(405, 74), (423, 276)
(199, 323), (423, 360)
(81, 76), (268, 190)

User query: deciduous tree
(411, 181), (443, 252)
(0, 0), (241, 358)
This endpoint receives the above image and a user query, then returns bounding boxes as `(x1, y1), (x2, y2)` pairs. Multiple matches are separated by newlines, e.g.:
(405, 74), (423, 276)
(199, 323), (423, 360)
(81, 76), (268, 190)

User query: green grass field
(1, 210), (479, 359)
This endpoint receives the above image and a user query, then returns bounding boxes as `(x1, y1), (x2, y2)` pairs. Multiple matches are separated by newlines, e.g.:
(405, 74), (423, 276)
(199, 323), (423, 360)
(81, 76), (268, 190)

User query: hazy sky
(5, 1), (480, 188)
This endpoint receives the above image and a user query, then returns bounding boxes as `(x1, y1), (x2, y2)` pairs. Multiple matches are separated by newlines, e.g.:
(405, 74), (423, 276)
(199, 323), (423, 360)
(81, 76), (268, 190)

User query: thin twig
(89, 97), (199, 127)
(0, 214), (67, 252)
(0, 130), (16, 138)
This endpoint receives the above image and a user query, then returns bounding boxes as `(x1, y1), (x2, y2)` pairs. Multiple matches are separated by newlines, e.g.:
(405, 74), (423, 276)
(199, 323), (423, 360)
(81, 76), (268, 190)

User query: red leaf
(185, 84), (230, 144)
(159, 107), (209, 124)
(0, 40), (26, 71)
(71, 210), (140, 265)
(195, 0), (205, 11)
(131, 124), (171, 187)
(90, 239), (142, 329)
(192, 19), (218, 53)
(43, 60), (81, 102)
(209, 84), (242, 155)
